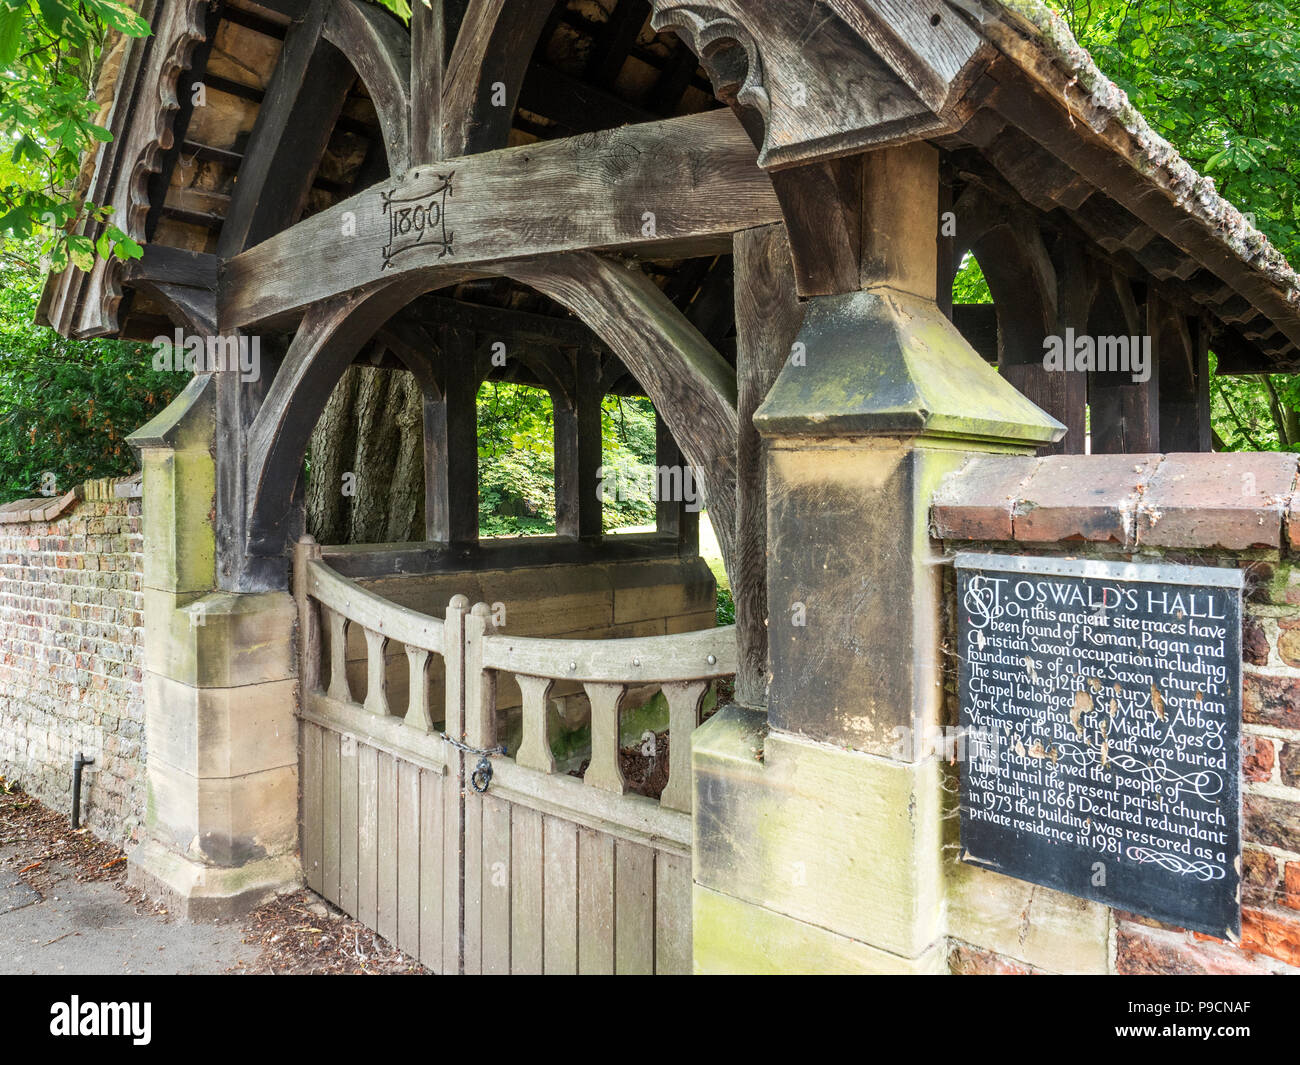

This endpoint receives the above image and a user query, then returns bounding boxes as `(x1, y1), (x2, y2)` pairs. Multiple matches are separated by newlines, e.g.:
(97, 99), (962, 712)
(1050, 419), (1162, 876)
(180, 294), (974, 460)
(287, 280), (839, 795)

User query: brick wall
(0, 475), (145, 847)
(934, 451), (1300, 975)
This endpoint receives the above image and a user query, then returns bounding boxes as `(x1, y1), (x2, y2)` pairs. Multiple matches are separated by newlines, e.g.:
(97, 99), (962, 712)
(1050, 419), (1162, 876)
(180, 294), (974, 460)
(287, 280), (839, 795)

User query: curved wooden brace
(498, 253), (740, 584)
(131, 280), (217, 337)
(441, 0), (556, 156)
(323, 0), (412, 173)
(953, 186), (1058, 361)
(245, 274), (464, 553)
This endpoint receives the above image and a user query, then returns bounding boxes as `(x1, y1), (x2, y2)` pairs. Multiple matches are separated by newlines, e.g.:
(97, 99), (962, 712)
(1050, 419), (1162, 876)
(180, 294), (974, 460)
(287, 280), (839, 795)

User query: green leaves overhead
(0, 0), (150, 273)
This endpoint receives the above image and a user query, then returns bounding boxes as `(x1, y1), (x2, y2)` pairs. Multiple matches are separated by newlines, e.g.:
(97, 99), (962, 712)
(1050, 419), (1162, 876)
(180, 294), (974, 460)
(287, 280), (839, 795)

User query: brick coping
(932, 452), (1300, 551)
(0, 471), (141, 525)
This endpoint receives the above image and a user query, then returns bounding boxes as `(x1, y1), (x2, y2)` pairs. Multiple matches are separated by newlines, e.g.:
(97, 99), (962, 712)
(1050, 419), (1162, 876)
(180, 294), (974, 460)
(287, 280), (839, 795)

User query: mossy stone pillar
(127, 374), (300, 918)
(691, 143), (1064, 972)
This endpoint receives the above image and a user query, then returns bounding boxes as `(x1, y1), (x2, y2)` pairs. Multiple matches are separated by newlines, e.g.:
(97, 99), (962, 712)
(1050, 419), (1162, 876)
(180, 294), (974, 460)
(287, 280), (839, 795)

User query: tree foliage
(0, 0), (148, 271)
(476, 382), (660, 536)
(0, 246), (186, 501)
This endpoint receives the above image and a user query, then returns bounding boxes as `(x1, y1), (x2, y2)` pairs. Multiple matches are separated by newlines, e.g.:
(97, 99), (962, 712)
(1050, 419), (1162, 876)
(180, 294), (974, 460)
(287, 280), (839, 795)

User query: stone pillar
(127, 374), (300, 918)
(691, 143), (1064, 972)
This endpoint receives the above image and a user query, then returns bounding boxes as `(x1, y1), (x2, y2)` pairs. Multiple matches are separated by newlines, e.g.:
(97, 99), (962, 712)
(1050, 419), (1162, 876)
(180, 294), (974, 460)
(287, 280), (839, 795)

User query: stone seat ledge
(932, 452), (1300, 552)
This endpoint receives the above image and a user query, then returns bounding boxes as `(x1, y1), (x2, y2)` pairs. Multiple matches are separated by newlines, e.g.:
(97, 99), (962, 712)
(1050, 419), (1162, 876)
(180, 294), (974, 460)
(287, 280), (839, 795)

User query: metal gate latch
(441, 734), (507, 794)
(470, 755), (494, 793)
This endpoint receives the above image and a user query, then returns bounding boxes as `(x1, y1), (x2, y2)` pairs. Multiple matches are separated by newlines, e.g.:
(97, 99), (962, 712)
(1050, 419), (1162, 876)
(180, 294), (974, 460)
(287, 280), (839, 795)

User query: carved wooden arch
(952, 185), (1058, 366)
(243, 252), (740, 579)
(499, 253), (740, 583)
(322, 0), (413, 174)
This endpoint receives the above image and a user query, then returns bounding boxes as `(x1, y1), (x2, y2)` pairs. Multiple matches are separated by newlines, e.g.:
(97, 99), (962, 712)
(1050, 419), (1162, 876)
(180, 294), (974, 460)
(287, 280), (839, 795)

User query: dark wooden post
(1158, 307), (1212, 453)
(409, 0), (443, 166)
(654, 413), (699, 555)
(1090, 278), (1162, 453)
(732, 222), (800, 708)
(424, 324), (479, 544)
(554, 346), (603, 541)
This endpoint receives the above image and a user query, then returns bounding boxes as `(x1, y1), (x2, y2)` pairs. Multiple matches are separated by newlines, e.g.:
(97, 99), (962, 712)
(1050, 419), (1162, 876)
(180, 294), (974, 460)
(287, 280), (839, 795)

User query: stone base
(694, 885), (949, 974)
(127, 837), (301, 921)
(692, 704), (947, 969)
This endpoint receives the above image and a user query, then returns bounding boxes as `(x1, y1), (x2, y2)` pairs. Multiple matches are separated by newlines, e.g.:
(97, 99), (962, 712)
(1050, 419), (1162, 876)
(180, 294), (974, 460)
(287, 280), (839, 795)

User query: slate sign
(955, 553), (1242, 938)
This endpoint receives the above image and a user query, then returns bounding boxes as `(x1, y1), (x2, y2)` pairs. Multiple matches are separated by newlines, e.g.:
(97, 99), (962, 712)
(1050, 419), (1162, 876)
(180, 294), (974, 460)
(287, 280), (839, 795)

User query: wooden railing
(294, 536), (736, 813)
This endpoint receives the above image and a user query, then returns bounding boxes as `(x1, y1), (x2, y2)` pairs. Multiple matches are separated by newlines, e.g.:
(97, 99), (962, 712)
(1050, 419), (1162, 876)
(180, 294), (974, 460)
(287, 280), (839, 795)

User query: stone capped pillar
(127, 374), (300, 918)
(691, 142), (1064, 972)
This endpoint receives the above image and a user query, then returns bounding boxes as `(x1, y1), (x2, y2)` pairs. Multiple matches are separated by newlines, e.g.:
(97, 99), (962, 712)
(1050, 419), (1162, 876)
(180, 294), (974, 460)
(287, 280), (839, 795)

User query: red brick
(1244, 792), (1300, 850)
(1285, 862), (1300, 911)
(1243, 672), (1300, 730)
(1282, 743), (1300, 789)
(948, 941), (1042, 974)
(1115, 922), (1286, 974)
(1139, 452), (1296, 550)
(931, 455), (1041, 541)
(1243, 615), (1270, 665)
(1279, 623), (1300, 667)
(1241, 907), (1300, 967)
(1243, 848), (1278, 905)
(1243, 735), (1275, 782)
(1012, 454), (1160, 545)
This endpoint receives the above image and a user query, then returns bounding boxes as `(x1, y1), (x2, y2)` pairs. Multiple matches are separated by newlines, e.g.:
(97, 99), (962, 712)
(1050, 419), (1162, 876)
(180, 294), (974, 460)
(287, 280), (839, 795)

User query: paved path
(0, 845), (256, 975)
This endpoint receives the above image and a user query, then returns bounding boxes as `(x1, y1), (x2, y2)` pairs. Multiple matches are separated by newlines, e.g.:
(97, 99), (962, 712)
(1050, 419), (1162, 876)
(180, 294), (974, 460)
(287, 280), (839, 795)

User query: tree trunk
(305, 365), (428, 545)
(306, 366), (360, 543)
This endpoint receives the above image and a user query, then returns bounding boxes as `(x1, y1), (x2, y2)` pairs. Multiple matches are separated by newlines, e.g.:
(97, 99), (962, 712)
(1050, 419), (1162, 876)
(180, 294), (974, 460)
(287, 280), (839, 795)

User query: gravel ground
(0, 777), (426, 975)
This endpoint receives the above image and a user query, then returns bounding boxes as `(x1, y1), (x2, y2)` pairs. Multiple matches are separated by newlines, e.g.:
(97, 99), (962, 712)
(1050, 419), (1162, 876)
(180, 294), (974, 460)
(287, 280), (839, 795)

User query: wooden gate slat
(302, 722), (324, 893)
(463, 789), (484, 974)
(339, 733), (359, 915)
(654, 851), (691, 975)
(543, 816), (579, 975)
(510, 806), (544, 975)
(357, 743), (379, 928)
(577, 827), (615, 974)
(322, 728), (340, 902)
(398, 759), (421, 956)
(442, 751), (462, 975)
(419, 766), (444, 973)
(481, 794), (512, 974)
(377, 753), (399, 943)
(615, 840), (655, 975)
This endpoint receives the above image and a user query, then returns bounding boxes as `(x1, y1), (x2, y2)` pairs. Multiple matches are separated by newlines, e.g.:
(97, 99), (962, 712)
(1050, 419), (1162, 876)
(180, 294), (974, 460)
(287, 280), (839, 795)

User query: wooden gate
(294, 539), (735, 974)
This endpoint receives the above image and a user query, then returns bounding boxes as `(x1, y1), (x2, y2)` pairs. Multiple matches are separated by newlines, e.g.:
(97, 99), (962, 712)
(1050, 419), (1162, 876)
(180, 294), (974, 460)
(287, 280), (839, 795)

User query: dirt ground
(0, 776), (426, 975)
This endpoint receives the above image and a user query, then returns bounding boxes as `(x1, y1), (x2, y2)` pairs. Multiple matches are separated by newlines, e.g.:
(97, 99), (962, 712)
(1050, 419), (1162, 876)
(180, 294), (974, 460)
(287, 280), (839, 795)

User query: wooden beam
(221, 108), (781, 329)
(401, 293), (595, 347)
(323, 0), (412, 173)
(216, 0), (355, 257)
(441, 0), (555, 156)
(518, 60), (656, 134)
(125, 245), (219, 290)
